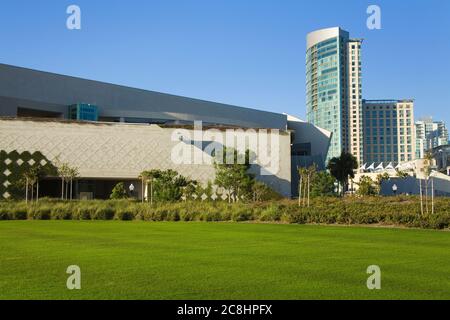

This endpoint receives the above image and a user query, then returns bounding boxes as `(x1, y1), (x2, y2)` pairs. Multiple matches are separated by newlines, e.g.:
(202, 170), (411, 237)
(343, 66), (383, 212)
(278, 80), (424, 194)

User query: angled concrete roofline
(0, 63), (287, 129)
(306, 27), (349, 50)
(0, 63), (283, 116)
(0, 116), (291, 133)
(285, 113), (332, 138)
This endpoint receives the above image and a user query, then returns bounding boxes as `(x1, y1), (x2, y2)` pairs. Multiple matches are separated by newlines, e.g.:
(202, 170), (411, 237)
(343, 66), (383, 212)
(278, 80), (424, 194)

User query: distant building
(432, 144), (450, 175)
(415, 117), (449, 159)
(362, 99), (415, 166)
(306, 27), (363, 164)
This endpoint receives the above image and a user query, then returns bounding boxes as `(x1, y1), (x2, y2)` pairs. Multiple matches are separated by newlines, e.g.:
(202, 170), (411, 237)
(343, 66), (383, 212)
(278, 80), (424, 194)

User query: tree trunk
(70, 179), (73, 201)
(36, 181), (39, 203)
(307, 174), (310, 208)
(425, 178), (429, 215)
(25, 178), (29, 204)
(298, 175), (303, 207)
(431, 178), (434, 215)
(419, 179), (424, 216)
(61, 178), (64, 200)
(31, 183), (34, 202)
(150, 181), (153, 206)
(141, 178), (144, 203)
(303, 178), (307, 206)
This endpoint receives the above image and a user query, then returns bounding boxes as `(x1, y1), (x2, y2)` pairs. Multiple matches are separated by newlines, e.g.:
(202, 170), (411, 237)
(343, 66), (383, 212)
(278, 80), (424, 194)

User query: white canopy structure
(385, 162), (395, 170)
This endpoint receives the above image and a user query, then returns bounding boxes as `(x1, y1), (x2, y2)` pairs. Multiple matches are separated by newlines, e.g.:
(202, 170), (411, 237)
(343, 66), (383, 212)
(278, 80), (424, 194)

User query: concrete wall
(381, 175), (450, 197)
(287, 115), (332, 166)
(0, 64), (287, 129)
(287, 115), (332, 197)
(0, 119), (292, 197)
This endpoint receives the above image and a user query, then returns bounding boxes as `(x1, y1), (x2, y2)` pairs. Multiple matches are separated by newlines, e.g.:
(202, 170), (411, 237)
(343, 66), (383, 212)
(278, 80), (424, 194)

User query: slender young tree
(297, 167), (305, 207)
(306, 165), (317, 207)
(297, 165), (317, 207)
(431, 177), (435, 215)
(55, 157), (79, 201)
(25, 175), (29, 204)
(419, 179), (424, 216)
(423, 152), (434, 215)
(22, 165), (45, 203)
(67, 167), (80, 200)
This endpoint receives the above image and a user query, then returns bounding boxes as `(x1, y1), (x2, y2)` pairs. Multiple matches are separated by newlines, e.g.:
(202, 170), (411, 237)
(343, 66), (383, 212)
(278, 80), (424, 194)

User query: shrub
(12, 208), (28, 220)
(0, 208), (10, 220)
(152, 207), (169, 221)
(115, 210), (134, 221)
(428, 214), (450, 230)
(1, 197), (450, 230)
(110, 182), (128, 200)
(285, 210), (307, 224)
(231, 206), (253, 222)
(77, 207), (94, 220)
(178, 206), (196, 221)
(28, 207), (51, 220)
(93, 207), (115, 220)
(51, 205), (72, 220)
(200, 205), (223, 221)
(259, 204), (282, 222)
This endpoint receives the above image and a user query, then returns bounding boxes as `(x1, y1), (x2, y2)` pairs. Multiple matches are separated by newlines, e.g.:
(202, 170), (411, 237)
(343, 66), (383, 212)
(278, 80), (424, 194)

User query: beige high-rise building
(362, 99), (416, 165)
(346, 39), (363, 165)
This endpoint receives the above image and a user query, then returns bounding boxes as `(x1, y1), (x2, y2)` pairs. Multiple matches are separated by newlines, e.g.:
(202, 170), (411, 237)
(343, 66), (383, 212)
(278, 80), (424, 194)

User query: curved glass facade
(306, 28), (363, 164)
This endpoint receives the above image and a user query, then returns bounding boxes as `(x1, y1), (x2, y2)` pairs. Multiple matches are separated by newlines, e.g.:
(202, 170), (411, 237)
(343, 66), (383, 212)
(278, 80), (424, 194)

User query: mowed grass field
(0, 221), (449, 300)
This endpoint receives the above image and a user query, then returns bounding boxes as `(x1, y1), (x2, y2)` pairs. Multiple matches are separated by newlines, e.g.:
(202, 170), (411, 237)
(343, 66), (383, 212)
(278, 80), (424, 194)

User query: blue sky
(1, 0), (449, 124)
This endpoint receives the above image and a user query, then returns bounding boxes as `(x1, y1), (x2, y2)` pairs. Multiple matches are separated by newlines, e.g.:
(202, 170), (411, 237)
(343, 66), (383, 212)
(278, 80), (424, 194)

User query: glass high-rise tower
(306, 27), (363, 164)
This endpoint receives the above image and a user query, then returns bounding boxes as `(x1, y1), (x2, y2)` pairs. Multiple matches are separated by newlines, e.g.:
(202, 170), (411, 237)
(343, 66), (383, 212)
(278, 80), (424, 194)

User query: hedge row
(0, 197), (449, 230)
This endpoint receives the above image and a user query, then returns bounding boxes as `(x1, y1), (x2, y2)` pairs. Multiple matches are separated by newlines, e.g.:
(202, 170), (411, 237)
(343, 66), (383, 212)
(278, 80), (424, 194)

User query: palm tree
(327, 152), (358, 196)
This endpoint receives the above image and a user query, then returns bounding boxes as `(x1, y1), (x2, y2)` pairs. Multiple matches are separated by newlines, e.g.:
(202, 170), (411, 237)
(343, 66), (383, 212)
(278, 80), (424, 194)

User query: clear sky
(1, 0), (449, 125)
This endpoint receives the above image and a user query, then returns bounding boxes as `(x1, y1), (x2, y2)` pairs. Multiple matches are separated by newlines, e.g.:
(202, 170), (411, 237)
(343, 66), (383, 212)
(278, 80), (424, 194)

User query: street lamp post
(392, 184), (398, 196)
(129, 183), (135, 198)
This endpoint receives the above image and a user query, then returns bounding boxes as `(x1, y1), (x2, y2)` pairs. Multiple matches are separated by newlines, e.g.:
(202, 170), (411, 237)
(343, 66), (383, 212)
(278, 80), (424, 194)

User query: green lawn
(0, 221), (449, 300)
